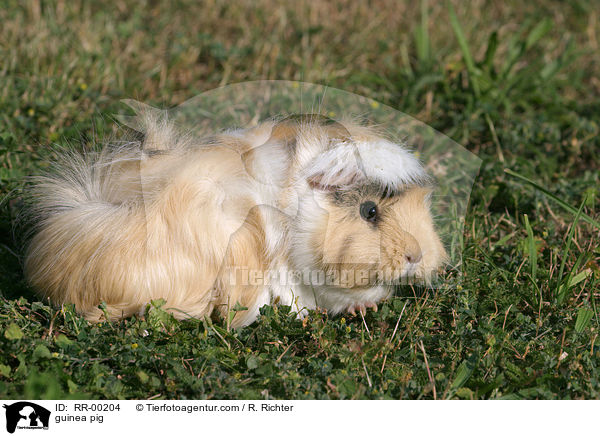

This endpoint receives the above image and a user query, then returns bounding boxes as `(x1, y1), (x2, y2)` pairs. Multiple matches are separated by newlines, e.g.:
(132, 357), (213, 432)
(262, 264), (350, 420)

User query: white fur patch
(303, 139), (428, 191)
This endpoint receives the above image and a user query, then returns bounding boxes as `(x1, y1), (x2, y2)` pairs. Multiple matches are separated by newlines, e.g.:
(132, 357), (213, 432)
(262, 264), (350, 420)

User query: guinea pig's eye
(359, 201), (378, 222)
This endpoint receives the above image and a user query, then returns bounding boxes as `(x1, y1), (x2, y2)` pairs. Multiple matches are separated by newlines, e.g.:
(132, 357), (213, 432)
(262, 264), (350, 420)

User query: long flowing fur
(23, 113), (447, 327)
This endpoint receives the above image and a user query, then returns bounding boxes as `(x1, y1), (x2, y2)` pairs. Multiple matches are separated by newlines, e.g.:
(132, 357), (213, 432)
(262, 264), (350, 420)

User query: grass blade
(525, 18), (553, 50)
(482, 31), (499, 71)
(450, 355), (476, 390)
(415, 0), (431, 65)
(566, 269), (592, 288)
(557, 252), (592, 303)
(556, 200), (586, 304)
(575, 308), (594, 333)
(523, 214), (537, 281)
(504, 169), (600, 229)
(448, 2), (480, 97)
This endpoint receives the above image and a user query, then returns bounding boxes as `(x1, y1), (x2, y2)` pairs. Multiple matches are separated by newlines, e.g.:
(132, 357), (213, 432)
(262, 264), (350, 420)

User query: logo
(2, 402), (50, 434)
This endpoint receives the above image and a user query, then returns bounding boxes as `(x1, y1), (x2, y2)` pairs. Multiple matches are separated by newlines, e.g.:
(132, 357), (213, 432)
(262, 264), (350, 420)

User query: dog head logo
(2, 402), (50, 433)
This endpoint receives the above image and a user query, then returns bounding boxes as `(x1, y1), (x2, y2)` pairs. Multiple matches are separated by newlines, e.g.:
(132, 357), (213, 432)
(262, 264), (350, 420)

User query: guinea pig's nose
(405, 250), (423, 264)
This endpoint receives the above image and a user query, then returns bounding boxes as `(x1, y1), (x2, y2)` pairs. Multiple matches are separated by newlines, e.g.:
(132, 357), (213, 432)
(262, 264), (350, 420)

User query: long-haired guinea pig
(23, 113), (447, 327)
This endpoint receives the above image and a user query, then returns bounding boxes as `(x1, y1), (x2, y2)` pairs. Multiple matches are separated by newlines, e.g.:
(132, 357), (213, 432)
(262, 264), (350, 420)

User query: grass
(1, 0), (599, 399)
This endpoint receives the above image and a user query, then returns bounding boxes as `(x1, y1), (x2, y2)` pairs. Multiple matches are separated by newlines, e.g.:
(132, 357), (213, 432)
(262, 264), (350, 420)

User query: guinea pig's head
(288, 121), (447, 289)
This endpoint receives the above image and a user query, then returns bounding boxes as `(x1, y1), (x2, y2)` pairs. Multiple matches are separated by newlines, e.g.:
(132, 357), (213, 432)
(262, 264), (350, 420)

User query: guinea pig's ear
(306, 169), (359, 192)
(304, 143), (367, 192)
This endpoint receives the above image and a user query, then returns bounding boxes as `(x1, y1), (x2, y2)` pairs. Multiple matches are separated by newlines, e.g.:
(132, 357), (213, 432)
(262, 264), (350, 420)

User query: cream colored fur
(24, 114), (447, 327)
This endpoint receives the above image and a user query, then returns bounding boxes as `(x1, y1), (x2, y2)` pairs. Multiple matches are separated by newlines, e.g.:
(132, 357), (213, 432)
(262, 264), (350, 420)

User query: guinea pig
(23, 112), (447, 328)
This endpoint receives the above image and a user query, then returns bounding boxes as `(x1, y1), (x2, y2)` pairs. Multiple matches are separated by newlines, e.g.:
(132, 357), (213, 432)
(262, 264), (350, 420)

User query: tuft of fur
(24, 114), (447, 327)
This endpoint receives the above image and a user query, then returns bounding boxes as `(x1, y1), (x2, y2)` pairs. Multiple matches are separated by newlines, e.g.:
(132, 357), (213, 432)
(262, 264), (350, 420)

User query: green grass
(1, 0), (599, 399)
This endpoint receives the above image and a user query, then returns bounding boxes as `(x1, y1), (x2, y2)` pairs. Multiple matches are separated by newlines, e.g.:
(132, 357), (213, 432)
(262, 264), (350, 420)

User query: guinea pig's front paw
(347, 301), (378, 316)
